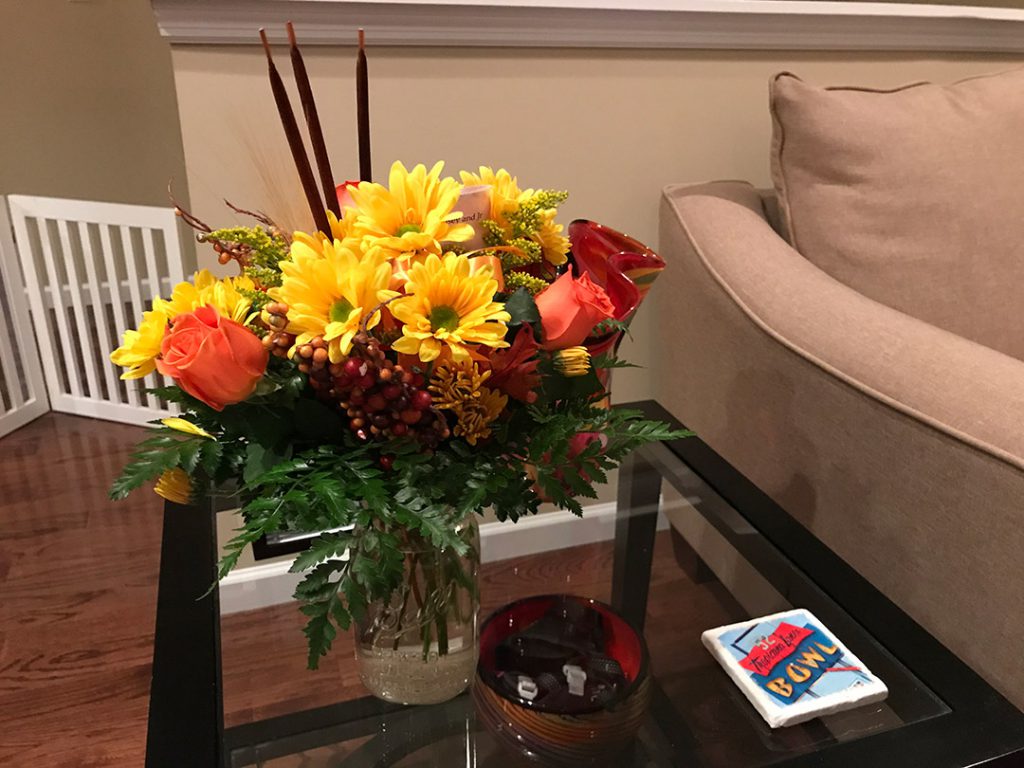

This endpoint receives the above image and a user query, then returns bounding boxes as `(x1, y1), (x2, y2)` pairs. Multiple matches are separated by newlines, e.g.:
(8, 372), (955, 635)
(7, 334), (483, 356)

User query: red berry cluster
(323, 333), (451, 447)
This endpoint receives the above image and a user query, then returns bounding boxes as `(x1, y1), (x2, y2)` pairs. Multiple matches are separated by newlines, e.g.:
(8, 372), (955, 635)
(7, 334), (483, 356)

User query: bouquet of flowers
(108, 27), (684, 699)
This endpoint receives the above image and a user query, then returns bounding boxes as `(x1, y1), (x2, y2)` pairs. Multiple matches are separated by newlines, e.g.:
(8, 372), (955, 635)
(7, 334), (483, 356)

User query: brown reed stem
(287, 22), (341, 219)
(260, 27), (331, 235)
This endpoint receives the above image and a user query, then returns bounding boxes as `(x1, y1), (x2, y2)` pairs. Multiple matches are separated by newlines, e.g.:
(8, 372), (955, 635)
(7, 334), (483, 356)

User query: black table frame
(145, 400), (1024, 768)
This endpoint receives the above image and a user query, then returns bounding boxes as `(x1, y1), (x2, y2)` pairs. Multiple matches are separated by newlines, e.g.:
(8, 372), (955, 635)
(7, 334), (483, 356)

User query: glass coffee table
(146, 401), (1024, 767)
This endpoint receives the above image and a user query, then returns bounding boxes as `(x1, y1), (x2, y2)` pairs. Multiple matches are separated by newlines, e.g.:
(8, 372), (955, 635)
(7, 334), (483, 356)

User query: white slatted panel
(0, 198), (49, 438)
(7, 195), (186, 426)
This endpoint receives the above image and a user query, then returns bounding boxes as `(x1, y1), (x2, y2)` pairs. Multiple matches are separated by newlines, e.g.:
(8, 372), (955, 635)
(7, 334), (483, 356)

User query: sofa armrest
(662, 181), (1024, 467)
(655, 181), (1024, 709)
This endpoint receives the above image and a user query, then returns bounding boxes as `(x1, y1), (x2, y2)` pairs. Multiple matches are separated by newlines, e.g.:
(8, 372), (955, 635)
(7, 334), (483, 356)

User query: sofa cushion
(770, 69), (1024, 360)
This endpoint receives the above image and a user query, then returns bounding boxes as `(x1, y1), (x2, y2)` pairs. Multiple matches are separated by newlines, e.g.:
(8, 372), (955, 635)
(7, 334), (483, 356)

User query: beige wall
(170, 45), (1020, 402)
(0, 0), (188, 210)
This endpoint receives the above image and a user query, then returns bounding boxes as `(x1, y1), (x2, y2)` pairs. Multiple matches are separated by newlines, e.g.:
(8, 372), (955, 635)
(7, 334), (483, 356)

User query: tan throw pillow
(770, 69), (1024, 360)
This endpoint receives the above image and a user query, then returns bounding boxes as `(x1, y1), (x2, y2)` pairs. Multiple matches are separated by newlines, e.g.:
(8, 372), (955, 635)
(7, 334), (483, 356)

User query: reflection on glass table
(146, 401), (1024, 768)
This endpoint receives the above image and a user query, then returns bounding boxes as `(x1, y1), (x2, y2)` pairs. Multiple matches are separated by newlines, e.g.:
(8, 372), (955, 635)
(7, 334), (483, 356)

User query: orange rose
(156, 305), (268, 411)
(535, 268), (615, 350)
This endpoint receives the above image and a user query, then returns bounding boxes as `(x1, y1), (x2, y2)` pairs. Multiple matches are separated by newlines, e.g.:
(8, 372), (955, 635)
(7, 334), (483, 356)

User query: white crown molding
(151, 0), (1024, 52)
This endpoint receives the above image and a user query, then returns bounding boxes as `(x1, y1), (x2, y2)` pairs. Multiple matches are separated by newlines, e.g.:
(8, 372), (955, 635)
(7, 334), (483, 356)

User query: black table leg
(611, 450), (663, 632)
(146, 499), (224, 768)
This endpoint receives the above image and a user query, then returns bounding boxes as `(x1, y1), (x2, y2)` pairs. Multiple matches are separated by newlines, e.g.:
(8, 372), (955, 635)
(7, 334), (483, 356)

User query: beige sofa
(656, 180), (1024, 709)
(655, 71), (1024, 710)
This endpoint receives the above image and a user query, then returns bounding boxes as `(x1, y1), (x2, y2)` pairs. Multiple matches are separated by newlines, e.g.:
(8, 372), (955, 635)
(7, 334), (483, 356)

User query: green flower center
(396, 223), (422, 237)
(429, 305), (460, 333)
(329, 297), (355, 323)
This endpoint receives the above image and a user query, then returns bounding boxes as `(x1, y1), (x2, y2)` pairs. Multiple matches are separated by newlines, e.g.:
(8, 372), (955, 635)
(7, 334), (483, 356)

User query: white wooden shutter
(6, 195), (186, 425)
(0, 197), (49, 438)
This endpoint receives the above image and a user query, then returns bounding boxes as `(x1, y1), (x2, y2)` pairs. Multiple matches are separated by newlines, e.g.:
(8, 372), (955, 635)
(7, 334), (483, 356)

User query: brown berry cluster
(330, 333), (451, 446)
(261, 302), (296, 359)
(212, 241), (238, 266)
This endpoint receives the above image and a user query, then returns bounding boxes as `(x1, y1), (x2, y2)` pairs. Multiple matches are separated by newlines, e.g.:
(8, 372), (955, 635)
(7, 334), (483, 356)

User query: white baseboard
(220, 502), (668, 614)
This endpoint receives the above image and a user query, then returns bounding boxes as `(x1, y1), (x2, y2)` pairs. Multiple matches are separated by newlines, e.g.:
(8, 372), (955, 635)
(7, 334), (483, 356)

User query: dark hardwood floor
(0, 414), (163, 767)
(1, 413), (742, 766)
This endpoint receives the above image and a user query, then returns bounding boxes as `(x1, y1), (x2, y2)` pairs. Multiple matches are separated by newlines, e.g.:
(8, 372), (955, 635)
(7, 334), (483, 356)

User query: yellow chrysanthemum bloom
(552, 346), (591, 377)
(161, 417), (214, 439)
(429, 361), (508, 446)
(154, 468), (192, 504)
(388, 252), (510, 363)
(535, 209), (570, 266)
(155, 269), (256, 324)
(271, 238), (393, 363)
(110, 308), (168, 380)
(459, 166), (532, 228)
(293, 210), (360, 256)
(347, 161), (473, 262)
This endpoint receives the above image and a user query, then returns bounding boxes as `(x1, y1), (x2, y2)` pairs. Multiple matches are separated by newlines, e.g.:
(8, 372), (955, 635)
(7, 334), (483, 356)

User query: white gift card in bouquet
(702, 609), (888, 728)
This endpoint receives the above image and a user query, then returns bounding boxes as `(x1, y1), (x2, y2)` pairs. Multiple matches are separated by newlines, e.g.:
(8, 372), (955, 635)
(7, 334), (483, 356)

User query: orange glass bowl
(473, 595), (652, 765)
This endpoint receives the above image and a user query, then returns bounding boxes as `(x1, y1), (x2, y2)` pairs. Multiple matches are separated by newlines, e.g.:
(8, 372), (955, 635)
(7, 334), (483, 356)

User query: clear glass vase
(354, 515), (480, 705)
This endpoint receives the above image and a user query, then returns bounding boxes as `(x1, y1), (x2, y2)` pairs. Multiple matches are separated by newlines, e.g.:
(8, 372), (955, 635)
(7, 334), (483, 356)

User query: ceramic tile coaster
(702, 608), (888, 728)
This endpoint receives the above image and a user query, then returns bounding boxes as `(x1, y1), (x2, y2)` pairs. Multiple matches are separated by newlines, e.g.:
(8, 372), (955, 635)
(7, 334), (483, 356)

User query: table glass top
(217, 441), (948, 767)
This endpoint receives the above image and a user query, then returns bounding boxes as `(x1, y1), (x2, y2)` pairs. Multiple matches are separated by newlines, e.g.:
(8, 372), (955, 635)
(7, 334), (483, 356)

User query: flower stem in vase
(421, 550), (449, 657)
(391, 553), (415, 652)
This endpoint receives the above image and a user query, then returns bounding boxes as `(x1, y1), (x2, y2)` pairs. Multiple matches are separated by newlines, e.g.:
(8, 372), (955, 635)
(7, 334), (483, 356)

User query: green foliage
(243, 265), (283, 290)
(591, 353), (641, 370)
(504, 271), (549, 295)
(109, 429), (220, 501)
(217, 437), (536, 668)
(504, 288), (541, 326)
(205, 225), (288, 271)
(505, 190), (568, 237)
(522, 403), (692, 515)
(478, 188), (568, 279)
(592, 318), (632, 338)
(481, 219), (506, 249)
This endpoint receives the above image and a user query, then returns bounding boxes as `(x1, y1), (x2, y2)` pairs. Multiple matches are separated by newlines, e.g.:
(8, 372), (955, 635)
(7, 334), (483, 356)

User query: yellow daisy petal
(391, 335), (421, 356)
(154, 468), (192, 505)
(110, 309), (167, 380)
(160, 417), (213, 439)
(419, 337), (442, 362)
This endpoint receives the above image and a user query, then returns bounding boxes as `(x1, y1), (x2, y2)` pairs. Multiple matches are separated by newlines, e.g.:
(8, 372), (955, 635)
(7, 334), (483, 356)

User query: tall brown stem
(356, 28), (372, 182)
(287, 22), (341, 219)
(260, 28), (330, 235)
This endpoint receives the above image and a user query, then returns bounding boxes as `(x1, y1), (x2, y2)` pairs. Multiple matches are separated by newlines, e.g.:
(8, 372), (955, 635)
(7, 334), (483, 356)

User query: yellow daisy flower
(154, 467), (192, 504)
(155, 269), (256, 324)
(271, 238), (393, 363)
(535, 209), (569, 267)
(293, 210), (360, 256)
(389, 252), (510, 363)
(110, 308), (168, 380)
(161, 417), (214, 439)
(347, 161), (473, 262)
(459, 166), (532, 228)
